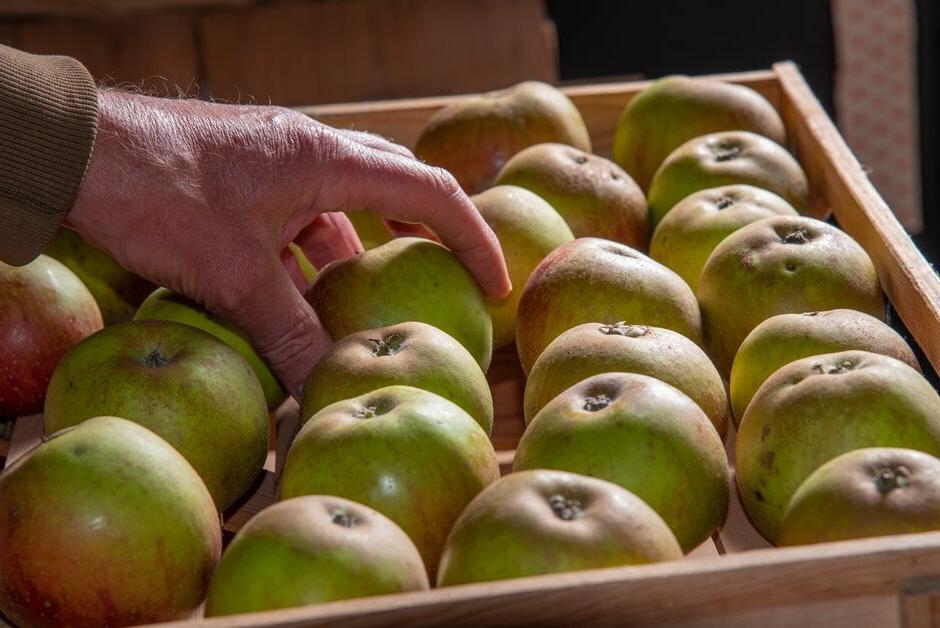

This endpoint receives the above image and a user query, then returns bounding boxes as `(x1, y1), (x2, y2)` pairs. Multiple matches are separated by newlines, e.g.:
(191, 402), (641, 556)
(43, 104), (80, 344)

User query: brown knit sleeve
(0, 44), (98, 266)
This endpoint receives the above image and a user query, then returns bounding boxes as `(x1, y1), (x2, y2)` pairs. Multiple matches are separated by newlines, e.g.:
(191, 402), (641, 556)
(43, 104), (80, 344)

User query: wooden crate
(7, 61), (940, 627)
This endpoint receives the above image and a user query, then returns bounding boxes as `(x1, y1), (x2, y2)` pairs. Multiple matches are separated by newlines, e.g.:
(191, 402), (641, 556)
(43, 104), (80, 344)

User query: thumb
(212, 258), (332, 399)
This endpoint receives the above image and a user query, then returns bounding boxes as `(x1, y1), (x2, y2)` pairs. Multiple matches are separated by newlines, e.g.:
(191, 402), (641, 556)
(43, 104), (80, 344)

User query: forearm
(0, 44), (97, 265)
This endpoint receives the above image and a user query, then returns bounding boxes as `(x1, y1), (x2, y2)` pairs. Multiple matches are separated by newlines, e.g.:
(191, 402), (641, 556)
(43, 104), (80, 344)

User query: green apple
(524, 322), (728, 437)
(647, 131), (812, 227)
(205, 495), (428, 616)
(730, 309), (919, 425)
(0, 417), (220, 627)
(736, 351), (940, 543)
(649, 184), (798, 290)
(44, 227), (155, 324)
(414, 81), (591, 194)
(778, 448), (940, 546)
(1, 255), (102, 416)
(612, 76), (786, 191)
(493, 143), (648, 247)
(696, 215), (885, 375)
(345, 209), (394, 250)
(515, 237), (702, 374)
(280, 385), (500, 577)
(514, 372), (729, 552)
(436, 469), (682, 586)
(306, 237), (493, 370)
(135, 287), (287, 410)
(43, 320), (269, 510)
(471, 185), (574, 348)
(301, 321), (493, 433)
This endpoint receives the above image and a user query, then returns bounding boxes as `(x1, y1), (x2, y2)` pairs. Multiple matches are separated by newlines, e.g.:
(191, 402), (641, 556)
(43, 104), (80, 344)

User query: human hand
(66, 90), (511, 397)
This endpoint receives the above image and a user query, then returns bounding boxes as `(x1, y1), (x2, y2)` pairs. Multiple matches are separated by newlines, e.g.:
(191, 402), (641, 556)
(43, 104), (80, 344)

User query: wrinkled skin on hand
(67, 91), (510, 396)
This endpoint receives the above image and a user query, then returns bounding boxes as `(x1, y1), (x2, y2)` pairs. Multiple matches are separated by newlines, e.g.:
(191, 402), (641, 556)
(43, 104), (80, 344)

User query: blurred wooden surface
(0, 0), (557, 105)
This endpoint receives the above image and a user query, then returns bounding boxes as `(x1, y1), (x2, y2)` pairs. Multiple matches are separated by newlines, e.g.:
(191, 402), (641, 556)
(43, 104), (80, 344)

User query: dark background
(546, 0), (937, 263)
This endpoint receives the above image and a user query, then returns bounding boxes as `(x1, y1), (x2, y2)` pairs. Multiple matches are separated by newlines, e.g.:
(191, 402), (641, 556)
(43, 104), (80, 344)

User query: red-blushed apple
(612, 76), (786, 191)
(729, 309), (919, 425)
(514, 237), (702, 374)
(205, 495), (428, 616)
(736, 351), (940, 543)
(0, 255), (102, 417)
(306, 237), (494, 370)
(280, 385), (500, 578)
(414, 81), (591, 194)
(696, 215), (885, 375)
(436, 470), (682, 586)
(43, 320), (269, 510)
(524, 322), (728, 437)
(0, 416), (220, 627)
(493, 143), (648, 247)
(301, 321), (493, 433)
(471, 185), (574, 348)
(646, 131), (813, 227)
(514, 372), (729, 552)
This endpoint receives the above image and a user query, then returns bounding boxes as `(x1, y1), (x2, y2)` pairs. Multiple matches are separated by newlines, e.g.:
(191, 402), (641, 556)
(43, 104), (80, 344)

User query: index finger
(319, 142), (512, 299)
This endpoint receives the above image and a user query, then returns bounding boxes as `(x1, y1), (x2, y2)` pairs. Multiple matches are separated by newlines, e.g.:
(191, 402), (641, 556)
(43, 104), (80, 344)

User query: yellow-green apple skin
(43, 320), (269, 510)
(736, 351), (940, 543)
(514, 237), (702, 374)
(649, 184), (798, 290)
(1, 255), (103, 417)
(280, 385), (500, 577)
(471, 185), (574, 348)
(524, 322), (728, 437)
(345, 209), (394, 250)
(44, 227), (155, 324)
(696, 215), (884, 375)
(778, 448), (940, 546)
(414, 81), (591, 194)
(0, 417), (221, 628)
(306, 237), (493, 371)
(436, 470), (682, 587)
(611, 76), (786, 191)
(730, 309), (919, 426)
(205, 495), (428, 616)
(514, 372), (729, 552)
(301, 321), (493, 433)
(135, 287), (287, 410)
(493, 143), (648, 247)
(647, 131), (812, 227)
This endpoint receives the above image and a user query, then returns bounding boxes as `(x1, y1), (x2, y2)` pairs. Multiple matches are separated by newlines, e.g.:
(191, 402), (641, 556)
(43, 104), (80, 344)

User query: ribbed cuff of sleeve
(0, 44), (98, 266)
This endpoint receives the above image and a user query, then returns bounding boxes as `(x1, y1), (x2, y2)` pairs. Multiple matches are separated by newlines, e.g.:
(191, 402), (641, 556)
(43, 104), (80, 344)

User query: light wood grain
(773, 61), (940, 377)
(298, 69), (781, 155)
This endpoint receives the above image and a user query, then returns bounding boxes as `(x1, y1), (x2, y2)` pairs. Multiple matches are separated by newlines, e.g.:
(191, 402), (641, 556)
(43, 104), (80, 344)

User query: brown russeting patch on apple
(330, 509), (359, 528)
(873, 466), (910, 493)
(140, 346), (170, 368)
(548, 494), (583, 521)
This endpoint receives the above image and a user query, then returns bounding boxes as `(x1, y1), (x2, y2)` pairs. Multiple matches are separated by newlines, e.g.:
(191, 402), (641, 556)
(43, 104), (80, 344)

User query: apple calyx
(802, 311), (821, 317)
(582, 394), (612, 412)
(354, 405), (379, 419)
(599, 322), (648, 338)
(781, 228), (811, 245)
(548, 494), (584, 521)
(715, 196), (736, 209)
(811, 359), (856, 376)
(873, 465), (910, 493)
(711, 141), (742, 162)
(368, 334), (405, 357)
(330, 509), (359, 528)
(141, 346), (170, 368)
(571, 153), (589, 165)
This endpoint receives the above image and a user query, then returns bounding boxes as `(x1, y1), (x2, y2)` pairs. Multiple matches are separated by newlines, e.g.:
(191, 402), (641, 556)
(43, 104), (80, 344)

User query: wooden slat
(0, 0), (250, 16)
(773, 61), (940, 377)
(298, 69), (781, 156)
(153, 531), (940, 627)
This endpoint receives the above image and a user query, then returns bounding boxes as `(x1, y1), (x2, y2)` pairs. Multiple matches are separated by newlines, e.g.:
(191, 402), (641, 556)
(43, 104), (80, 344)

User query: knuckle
(425, 166), (463, 199)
